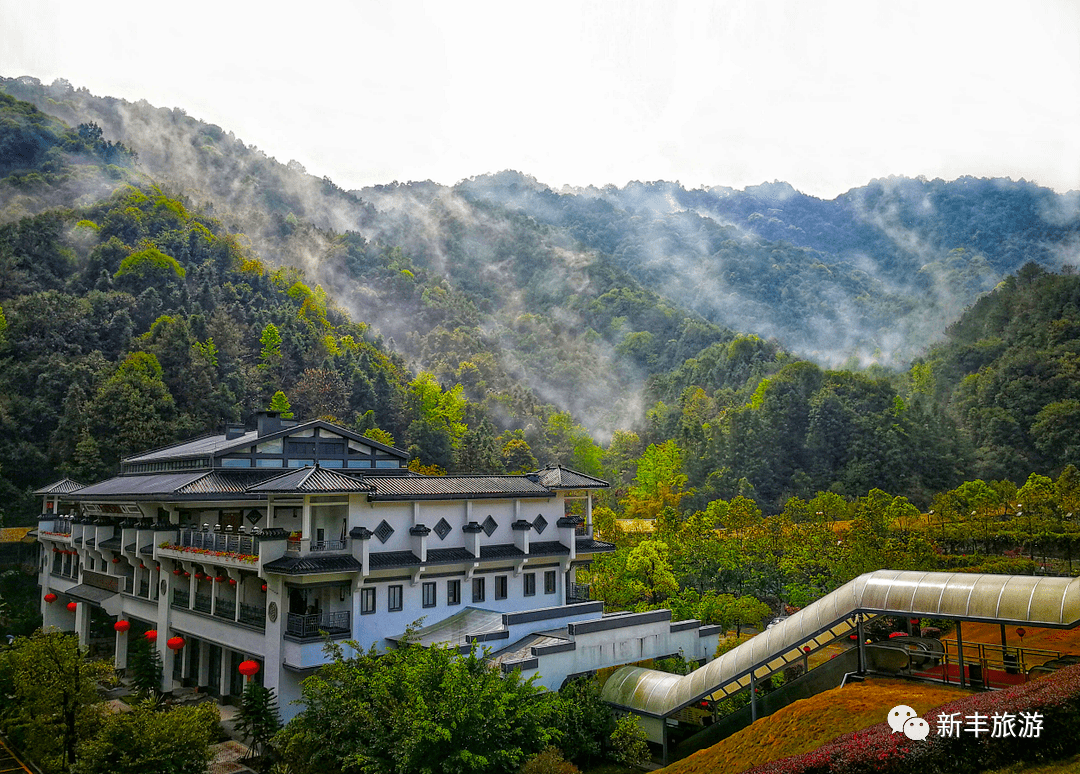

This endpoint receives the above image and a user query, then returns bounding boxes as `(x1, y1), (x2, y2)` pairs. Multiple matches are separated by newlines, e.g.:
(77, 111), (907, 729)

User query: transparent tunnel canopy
(600, 570), (1080, 719)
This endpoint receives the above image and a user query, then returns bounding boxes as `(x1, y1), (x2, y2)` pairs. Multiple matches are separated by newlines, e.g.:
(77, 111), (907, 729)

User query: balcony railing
(567, 582), (591, 604)
(214, 598), (236, 620)
(285, 610), (351, 639)
(173, 588), (190, 608)
(194, 593), (212, 614)
(286, 538), (302, 552)
(178, 530), (259, 556)
(310, 539), (347, 553)
(239, 603), (266, 629)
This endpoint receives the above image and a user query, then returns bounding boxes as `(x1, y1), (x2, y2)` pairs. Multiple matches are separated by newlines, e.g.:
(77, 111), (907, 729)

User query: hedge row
(749, 664), (1080, 774)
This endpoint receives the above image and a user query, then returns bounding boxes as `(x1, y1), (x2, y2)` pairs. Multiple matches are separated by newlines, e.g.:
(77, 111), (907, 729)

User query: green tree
(72, 701), (219, 774)
(548, 677), (615, 768)
(274, 638), (553, 774)
(234, 682), (282, 764)
(268, 390), (294, 419)
(127, 635), (163, 698)
(622, 441), (690, 519)
(0, 630), (111, 772)
(624, 540), (679, 604)
(608, 715), (649, 768)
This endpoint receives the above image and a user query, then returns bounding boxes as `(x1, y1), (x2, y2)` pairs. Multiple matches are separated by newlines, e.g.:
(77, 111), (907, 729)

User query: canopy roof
(602, 570), (1080, 718)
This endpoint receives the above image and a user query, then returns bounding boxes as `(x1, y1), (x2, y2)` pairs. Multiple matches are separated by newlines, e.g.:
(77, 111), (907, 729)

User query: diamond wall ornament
(434, 518), (452, 540)
(374, 520), (395, 544)
(533, 514), (548, 535)
(482, 515), (498, 537)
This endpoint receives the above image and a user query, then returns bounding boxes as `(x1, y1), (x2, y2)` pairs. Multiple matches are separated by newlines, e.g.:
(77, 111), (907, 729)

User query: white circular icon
(903, 717), (930, 740)
(888, 705), (917, 733)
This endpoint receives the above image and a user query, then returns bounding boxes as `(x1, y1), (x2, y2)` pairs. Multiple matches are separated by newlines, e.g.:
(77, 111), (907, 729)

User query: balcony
(214, 598), (236, 621)
(285, 610), (351, 640)
(178, 530), (259, 556)
(239, 603), (266, 629)
(310, 539), (347, 553)
(567, 582), (591, 604)
(194, 593), (213, 614)
(173, 588), (190, 608)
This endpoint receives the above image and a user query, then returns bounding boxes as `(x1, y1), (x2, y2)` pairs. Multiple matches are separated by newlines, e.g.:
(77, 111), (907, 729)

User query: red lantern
(166, 636), (185, 651)
(803, 645), (812, 653)
(849, 634), (857, 640)
(112, 557), (120, 564)
(261, 584), (267, 592)
(228, 578), (237, 586)
(238, 660), (260, 677)
(910, 618), (920, 625)
(44, 592), (57, 603)
(145, 630), (158, 642)
(173, 569), (181, 576)
(66, 602), (77, 612)
(215, 576), (224, 583)
(183, 572), (190, 578)
(114, 620), (130, 633)
(139, 564), (146, 570)
(52, 547), (59, 553)
(889, 631), (906, 638)
(1016, 627), (1026, 639)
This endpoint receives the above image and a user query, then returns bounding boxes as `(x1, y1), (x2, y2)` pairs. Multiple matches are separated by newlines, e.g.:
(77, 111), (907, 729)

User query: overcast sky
(3, 0), (1078, 199)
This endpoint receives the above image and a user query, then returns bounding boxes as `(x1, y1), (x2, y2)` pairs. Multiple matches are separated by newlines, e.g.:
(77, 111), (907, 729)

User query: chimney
(225, 423), (247, 440)
(256, 411), (283, 437)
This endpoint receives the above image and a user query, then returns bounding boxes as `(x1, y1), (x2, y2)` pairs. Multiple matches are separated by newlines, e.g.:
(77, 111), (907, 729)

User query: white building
(34, 412), (720, 715)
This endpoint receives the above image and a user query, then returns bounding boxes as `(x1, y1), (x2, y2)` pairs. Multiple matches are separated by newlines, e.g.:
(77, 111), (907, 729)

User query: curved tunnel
(601, 569), (1080, 719)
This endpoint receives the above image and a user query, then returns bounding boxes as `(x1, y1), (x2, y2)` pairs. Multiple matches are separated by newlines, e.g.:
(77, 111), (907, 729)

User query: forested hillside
(1, 80), (1079, 528)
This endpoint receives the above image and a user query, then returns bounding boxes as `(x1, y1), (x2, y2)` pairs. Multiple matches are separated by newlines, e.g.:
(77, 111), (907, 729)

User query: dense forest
(1, 80), (1079, 537)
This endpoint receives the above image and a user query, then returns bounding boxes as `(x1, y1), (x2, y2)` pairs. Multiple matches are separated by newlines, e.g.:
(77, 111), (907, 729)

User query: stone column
(114, 628), (129, 671)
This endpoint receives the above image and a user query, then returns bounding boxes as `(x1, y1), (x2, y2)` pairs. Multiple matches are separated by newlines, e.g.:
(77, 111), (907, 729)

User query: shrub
(519, 747), (580, 774)
(748, 664), (1080, 774)
(610, 714), (651, 767)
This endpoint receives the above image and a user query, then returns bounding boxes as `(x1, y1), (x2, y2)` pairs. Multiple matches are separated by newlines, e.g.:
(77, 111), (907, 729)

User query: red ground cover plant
(748, 664), (1080, 774)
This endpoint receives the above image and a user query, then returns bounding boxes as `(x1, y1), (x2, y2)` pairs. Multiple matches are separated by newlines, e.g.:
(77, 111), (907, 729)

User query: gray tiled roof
(479, 544), (525, 560)
(125, 430), (261, 462)
(426, 547), (474, 564)
(174, 470), (277, 495)
(98, 536), (122, 551)
(33, 478), (87, 495)
(528, 541), (571, 556)
(247, 466), (374, 493)
(530, 465), (609, 490)
(367, 475), (552, 501)
(65, 584), (117, 603)
(71, 472), (209, 498)
(368, 550), (421, 568)
(575, 537), (617, 554)
(263, 554), (362, 574)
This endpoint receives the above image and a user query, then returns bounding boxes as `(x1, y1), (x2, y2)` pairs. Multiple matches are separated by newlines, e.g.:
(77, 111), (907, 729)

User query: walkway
(0, 736), (34, 774)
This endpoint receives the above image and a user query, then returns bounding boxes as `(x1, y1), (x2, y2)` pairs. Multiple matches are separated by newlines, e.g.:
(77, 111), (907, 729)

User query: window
(255, 458), (283, 468)
(221, 457), (251, 468)
(447, 579), (461, 606)
(287, 441), (317, 456)
(422, 582), (436, 608)
(320, 442), (345, 455)
(375, 459), (399, 468)
(523, 573), (536, 596)
(288, 459), (314, 467)
(389, 585), (403, 612)
(472, 577), (485, 603)
(361, 587), (376, 614)
(544, 570), (556, 594)
(495, 575), (508, 600)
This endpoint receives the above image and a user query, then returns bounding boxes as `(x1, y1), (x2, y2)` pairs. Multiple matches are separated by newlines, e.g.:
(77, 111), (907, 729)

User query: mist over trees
(1, 82), (1079, 532)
